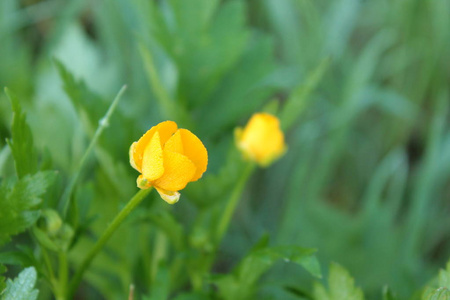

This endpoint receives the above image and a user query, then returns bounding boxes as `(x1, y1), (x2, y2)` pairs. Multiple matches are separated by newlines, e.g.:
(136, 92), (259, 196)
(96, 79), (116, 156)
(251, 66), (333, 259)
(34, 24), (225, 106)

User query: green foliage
(0, 171), (57, 246)
(313, 263), (364, 300)
(425, 288), (450, 300)
(33, 209), (74, 252)
(4, 88), (37, 179)
(143, 262), (170, 300)
(1, 267), (39, 300)
(422, 262), (450, 300)
(0, 265), (5, 294)
(140, 0), (279, 138)
(1, 0), (450, 299)
(54, 59), (106, 133)
(383, 286), (400, 300)
(280, 57), (331, 130)
(214, 241), (320, 300)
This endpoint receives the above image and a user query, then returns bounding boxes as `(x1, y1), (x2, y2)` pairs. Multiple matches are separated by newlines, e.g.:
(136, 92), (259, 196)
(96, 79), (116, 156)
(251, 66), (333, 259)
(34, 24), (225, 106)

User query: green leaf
(54, 59), (108, 138)
(214, 245), (320, 300)
(0, 249), (35, 267)
(237, 246), (321, 284)
(280, 57), (330, 130)
(313, 263), (364, 300)
(0, 264), (6, 295)
(439, 262), (450, 288)
(172, 292), (211, 300)
(143, 261), (170, 300)
(422, 261), (450, 300)
(153, 0), (248, 110)
(1, 267), (39, 300)
(0, 171), (57, 245)
(4, 88), (38, 178)
(382, 286), (399, 300)
(426, 288), (450, 300)
(146, 211), (185, 251)
(197, 34), (277, 138)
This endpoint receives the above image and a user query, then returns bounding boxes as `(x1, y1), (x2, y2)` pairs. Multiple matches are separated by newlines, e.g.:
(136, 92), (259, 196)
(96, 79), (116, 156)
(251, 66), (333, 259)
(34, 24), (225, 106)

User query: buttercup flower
(235, 113), (286, 166)
(129, 121), (208, 204)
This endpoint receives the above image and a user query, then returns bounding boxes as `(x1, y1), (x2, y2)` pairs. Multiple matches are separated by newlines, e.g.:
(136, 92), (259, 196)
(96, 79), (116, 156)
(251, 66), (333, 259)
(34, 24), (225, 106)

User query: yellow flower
(235, 113), (286, 166)
(129, 121), (208, 204)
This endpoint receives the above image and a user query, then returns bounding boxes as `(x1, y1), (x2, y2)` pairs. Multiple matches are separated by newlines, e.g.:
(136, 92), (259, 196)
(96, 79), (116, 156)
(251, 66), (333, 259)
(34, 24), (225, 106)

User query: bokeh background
(1, 0), (450, 299)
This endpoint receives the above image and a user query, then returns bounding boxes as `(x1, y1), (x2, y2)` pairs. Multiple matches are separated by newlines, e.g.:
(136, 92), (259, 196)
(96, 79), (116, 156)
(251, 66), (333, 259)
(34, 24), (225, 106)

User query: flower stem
(216, 162), (255, 244)
(57, 251), (68, 300)
(40, 247), (59, 295)
(59, 85), (128, 218)
(68, 188), (152, 298)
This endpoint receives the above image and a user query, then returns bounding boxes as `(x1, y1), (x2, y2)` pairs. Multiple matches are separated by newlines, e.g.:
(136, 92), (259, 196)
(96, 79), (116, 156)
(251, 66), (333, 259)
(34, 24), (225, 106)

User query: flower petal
(133, 121), (178, 170)
(156, 120), (178, 145)
(141, 131), (165, 181)
(129, 142), (139, 171)
(178, 129), (208, 181)
(155, 187), (180, 204)
(153, 150), (196, 191)
(163, 130), (184, 154)
(239, 113), (285, 165)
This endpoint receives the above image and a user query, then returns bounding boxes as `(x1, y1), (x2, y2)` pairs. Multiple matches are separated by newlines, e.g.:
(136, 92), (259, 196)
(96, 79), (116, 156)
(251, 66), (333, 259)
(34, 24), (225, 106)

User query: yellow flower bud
(129, 121), (208, 204)
(235, 113), (286, 166)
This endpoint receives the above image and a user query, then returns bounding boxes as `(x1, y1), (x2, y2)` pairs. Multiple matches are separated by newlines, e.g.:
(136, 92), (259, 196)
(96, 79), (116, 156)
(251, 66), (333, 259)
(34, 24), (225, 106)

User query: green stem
(68, 188), (152, 298)
(41, 247), (59, 292)
(216, 162), (255, 244)
(57, 252), (68, 300)
(59, 85), (128, 218)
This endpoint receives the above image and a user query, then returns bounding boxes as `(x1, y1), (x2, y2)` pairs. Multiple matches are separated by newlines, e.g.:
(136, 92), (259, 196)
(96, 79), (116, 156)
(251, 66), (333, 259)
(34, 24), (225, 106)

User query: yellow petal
(141, 131), (165, 181)
(133, 121), (178, 170)
(129, 142), (139, 171)
(156, 120), (178, 146)
(238, 113), (286, 166)
(155, 187), (180, 204)
(153, 150), (196, 191)
(178, 129), (208, 181)
(136, 175), (152, 189)
(163, 130), (184, 154)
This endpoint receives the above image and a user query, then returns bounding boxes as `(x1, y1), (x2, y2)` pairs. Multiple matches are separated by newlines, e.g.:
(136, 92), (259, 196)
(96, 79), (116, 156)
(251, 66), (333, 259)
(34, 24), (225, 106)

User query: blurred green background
(1, 0), (450, 299)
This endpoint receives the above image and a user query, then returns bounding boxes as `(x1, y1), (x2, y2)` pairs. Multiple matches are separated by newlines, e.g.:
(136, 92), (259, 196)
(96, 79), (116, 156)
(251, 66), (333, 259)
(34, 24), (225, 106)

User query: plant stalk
(216, 162), (255, 244)
(59, 85), (128, 218)
(68, 188), (152, 298)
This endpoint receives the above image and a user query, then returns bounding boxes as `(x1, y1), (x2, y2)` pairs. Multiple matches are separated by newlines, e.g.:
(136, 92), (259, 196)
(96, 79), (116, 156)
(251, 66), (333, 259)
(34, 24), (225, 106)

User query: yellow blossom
(235, 113), (286, 166)
(129, 121), (208, 204)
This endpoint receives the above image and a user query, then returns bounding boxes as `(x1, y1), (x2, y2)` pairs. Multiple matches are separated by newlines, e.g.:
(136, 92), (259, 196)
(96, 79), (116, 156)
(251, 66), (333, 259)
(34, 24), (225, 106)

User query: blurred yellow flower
(235, 113), (286, 166)
(129, 121), (208, 204)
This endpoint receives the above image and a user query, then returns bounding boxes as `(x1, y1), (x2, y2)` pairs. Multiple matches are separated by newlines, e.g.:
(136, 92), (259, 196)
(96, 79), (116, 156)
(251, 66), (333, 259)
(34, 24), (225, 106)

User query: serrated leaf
(426, 288), (450, 300)
(0, 171), (57, 246)
(238, 246), (321, 284)
(159, 0), (248, 108)
(214, 245), (320, 300)
(0, 251), (34, 267)
(439, 262), (450, 288)
(4, 88), (38, 178)
(313, 263), (364, 300)
(54, 59), (105, 133)
(1, 267), (39, 300)
(422, 261), (450, 300)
